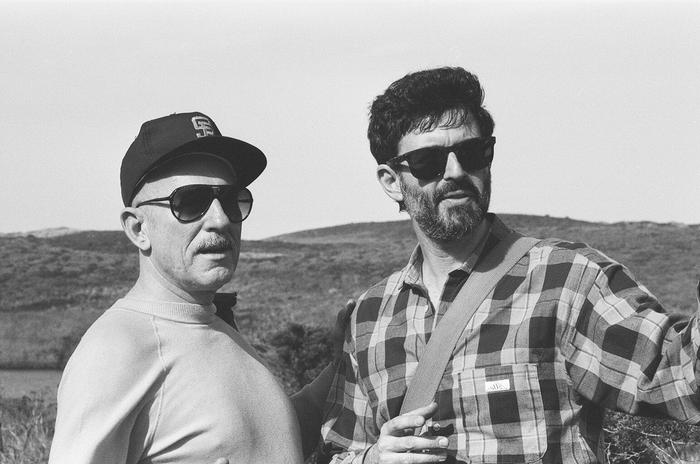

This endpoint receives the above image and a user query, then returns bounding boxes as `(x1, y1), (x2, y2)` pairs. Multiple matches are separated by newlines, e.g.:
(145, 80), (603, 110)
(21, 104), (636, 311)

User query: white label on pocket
(485, 378), (511, 392)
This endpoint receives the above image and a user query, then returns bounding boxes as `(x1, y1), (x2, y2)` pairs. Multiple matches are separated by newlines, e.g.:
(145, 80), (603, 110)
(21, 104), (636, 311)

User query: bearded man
(320, 67), (700, 464)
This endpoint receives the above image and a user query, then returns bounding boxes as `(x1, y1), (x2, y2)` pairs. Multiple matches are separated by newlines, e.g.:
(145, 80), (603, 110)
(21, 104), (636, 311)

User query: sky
(1, 0), (698, 240)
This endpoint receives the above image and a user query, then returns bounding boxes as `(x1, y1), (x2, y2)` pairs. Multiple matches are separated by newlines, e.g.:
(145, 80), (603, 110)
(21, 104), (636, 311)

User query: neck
(413, 217), (490, 287)
(126, 259), (217, 306)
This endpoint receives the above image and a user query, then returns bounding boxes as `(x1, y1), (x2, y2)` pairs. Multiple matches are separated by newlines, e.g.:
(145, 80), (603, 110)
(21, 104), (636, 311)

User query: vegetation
(0, 396), (54, 464)
(1, 215), (700, 462)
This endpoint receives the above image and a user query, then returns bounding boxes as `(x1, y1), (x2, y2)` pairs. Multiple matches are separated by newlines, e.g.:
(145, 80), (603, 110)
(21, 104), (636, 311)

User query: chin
(193, 267), (234, 291)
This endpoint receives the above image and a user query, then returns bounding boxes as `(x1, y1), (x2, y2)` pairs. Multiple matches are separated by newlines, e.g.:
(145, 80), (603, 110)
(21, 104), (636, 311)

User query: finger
(393, 435), (449, 453)
(401, 401), (439, 420)
(384, 451), (447, 464)
(212, 459), (229, 464)
(381, 412), (431, 436)
(369, 442), (447, 464)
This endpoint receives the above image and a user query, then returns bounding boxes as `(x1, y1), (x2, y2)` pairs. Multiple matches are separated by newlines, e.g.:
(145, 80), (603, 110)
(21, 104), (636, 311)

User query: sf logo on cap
(192, 116), (215, 138)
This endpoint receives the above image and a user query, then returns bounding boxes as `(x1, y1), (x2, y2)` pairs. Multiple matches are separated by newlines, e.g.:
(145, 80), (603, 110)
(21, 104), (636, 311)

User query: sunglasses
(136, 184), (253, 223)
(387, 136), (496, 181)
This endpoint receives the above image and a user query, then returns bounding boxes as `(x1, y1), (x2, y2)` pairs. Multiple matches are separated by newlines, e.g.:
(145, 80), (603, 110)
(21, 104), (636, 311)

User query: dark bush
(269, 323), (335, 391)
(603, 411), (700, 463)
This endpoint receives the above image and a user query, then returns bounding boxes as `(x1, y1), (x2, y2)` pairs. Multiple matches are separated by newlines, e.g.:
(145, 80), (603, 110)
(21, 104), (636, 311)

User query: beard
(400, 172), (491, 242)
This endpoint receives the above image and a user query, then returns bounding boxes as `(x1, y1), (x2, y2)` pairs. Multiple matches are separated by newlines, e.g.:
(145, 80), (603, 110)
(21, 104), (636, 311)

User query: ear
(376, 164), (404, 204)
(120, 207), (151, 252)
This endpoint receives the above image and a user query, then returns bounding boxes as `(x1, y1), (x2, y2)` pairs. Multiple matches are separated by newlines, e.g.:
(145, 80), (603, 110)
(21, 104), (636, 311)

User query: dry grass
(0, 396), (54, 464)
(1, 216), (700, 462)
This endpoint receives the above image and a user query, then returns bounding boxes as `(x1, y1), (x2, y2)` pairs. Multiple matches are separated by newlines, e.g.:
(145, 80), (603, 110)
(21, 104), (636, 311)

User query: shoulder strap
(399, 233), (540, 415)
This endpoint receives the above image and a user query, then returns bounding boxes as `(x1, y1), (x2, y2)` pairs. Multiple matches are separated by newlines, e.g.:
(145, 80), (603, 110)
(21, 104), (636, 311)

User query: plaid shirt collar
(398, 213), (512, 291)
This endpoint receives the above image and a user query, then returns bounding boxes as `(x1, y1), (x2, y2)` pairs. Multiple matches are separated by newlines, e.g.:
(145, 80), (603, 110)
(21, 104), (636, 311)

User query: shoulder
(517, 236), (644, 298)
(353, 271), (402, 325)
(77, 307), (160, 358)
(491, 215), (620, 275)
(59, 306), (163, 398)
(528, 237), (621, 270)
(53, 306), (166, 460)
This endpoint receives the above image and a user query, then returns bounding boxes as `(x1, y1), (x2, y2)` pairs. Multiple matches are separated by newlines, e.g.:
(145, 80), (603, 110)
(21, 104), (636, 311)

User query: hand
(364, 402), (448, 464)
(333, 298), (356, 360)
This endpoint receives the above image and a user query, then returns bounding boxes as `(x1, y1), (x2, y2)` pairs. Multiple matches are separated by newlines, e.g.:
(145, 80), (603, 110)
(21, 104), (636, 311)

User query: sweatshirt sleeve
(48, 310), (165, 464)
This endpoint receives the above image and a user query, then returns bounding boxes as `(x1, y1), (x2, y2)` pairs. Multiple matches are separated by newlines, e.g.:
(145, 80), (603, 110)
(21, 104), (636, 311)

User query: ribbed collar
(111, 297), (217, 324)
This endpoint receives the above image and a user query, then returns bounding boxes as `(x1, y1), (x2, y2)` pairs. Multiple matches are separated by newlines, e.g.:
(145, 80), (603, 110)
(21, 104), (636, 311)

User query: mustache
(435, 180), (481, 201)
(196, 235), (234, 253)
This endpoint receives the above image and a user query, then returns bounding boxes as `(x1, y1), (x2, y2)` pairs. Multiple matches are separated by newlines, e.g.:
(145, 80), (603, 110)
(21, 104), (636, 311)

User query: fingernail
(439, 437), (448, 447)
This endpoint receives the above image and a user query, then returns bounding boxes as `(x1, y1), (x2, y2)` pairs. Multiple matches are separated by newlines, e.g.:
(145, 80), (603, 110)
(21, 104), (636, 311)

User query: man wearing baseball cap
(49, 112), (305, 463)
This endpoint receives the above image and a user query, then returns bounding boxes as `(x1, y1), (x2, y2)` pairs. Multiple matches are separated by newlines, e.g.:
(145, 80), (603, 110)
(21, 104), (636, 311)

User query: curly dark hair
(368, 67), (495, 164)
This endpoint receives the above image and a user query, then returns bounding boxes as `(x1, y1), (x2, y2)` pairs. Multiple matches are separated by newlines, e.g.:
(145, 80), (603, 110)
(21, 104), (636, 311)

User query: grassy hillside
(2, 214), (700, 463)
(1, 214), (699, 369)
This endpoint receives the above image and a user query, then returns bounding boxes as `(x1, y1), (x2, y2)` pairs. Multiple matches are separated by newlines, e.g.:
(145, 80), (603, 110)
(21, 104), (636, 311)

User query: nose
(203, 198), (234, 230)
(442, 152), (468, 180)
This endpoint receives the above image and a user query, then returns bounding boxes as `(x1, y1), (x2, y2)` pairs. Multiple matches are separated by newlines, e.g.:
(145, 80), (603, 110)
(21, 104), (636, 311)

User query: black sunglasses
(136, 184), (253, 223)
(387, 136), (496, 181)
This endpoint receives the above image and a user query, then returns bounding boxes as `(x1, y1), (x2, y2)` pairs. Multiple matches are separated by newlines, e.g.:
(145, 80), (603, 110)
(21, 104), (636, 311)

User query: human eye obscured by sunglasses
(136, 184), (253, 223)
(387, 136), (495, 181)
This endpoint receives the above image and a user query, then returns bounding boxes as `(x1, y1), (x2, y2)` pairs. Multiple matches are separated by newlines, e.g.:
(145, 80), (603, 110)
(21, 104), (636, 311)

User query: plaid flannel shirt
(321, 214), (700, 464)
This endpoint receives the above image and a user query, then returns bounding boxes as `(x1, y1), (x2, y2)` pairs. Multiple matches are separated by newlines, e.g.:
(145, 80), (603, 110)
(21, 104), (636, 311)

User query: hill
(1, 214), (699, 369)
(0, 227), (79, 239)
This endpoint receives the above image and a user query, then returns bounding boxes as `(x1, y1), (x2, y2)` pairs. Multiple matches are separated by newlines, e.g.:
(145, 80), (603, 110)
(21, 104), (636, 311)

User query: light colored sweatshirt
(49, 298), (302, 464)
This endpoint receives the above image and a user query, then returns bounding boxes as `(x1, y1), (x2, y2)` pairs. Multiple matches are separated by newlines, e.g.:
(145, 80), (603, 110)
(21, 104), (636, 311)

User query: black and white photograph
(1, 1), (699, 463)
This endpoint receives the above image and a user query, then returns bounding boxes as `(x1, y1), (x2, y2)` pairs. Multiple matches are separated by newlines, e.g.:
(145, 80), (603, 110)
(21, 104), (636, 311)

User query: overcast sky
(1, 0), (698, 239)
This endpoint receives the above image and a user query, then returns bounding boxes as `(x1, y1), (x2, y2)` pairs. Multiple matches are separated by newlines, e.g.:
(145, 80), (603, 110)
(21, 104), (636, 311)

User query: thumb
(334, 298), (356, 335)
(342, 298), (356, 323)
(333, 298), (356, 360)
(345, 298), (357, 313)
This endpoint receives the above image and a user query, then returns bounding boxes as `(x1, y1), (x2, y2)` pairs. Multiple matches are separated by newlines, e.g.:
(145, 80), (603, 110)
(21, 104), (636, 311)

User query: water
(0, 369), (62, 399)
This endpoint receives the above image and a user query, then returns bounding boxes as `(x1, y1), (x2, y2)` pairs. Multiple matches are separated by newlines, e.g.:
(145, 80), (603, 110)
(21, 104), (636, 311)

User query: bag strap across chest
(399, 233), (540, 415)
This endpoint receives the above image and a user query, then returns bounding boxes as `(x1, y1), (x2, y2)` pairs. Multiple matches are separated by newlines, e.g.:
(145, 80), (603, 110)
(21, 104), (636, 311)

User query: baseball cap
(120, 111), (267, 206)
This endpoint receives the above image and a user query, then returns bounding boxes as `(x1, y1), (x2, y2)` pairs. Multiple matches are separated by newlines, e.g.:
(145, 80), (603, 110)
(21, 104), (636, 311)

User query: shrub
(268, 323), (335, 391)
(603, 411), (700, 463)
(0, 395), (55, 464)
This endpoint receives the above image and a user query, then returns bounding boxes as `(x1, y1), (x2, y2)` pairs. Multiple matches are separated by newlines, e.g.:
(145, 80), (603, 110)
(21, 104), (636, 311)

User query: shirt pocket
(456, 363), (547, 463)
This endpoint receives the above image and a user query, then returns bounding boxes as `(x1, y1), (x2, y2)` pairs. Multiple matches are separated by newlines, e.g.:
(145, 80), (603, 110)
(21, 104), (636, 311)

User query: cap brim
(164, 136), (267, 188)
